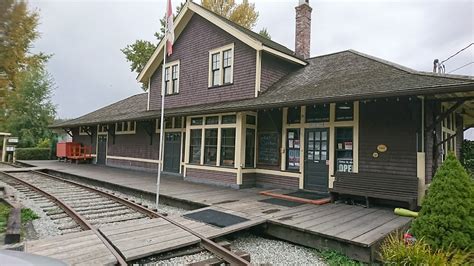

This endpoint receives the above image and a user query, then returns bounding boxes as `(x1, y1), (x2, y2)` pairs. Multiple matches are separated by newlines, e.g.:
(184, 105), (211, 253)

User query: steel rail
(32, 170), (250, 265)
(0, 171), (128, 266)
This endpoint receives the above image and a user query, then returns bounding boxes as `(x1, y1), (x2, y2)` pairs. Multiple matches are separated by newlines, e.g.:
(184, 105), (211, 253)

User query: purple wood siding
(185, 168), (236, 185)
(260, 53), (297, 94)
(72, 127), (97, 154)
(107, 158), (157, 171)
(242, 173), (299, 189)
(359, 100), (418, 177)
(107, 121), (158, 160)
(149, 15), (256, 110)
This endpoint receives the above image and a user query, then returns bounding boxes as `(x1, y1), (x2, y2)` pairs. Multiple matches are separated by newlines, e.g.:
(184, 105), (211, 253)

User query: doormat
(259, 198), (304, 207)
(285, 191), (328, 200)
(183, 209), (249, 228)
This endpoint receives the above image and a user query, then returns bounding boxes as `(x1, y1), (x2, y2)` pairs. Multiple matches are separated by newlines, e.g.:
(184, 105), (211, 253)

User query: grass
(0, 202), (12, 233)
(318, 250), (365, 266)
(21, 208), (39, 224)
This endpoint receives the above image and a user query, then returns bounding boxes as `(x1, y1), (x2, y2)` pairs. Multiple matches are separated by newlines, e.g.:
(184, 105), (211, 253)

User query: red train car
(56, 142), (92, 163)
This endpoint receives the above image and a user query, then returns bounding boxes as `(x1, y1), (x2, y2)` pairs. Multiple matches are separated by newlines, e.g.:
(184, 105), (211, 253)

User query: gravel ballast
(138, 232), (327, 266)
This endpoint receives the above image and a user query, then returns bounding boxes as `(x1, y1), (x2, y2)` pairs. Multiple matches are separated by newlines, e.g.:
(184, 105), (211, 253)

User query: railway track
(0, 170), (250, 265)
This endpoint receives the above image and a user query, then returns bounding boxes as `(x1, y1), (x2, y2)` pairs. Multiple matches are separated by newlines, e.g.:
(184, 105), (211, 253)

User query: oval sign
(377, 144), (388, 153)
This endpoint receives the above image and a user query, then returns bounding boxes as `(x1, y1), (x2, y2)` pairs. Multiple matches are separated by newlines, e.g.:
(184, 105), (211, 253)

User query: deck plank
(351, 216), (412, 245)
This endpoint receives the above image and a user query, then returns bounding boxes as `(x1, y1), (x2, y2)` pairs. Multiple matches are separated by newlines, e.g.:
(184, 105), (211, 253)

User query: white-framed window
(188, 113), (237, 167)
(115, 121), (136, 135)
(156, 116), (184, 133)
(164, 60), (180, 95)
(98, 124), (108, 135)
(79, 126), (90, 136)
(208, 43), (234, 87)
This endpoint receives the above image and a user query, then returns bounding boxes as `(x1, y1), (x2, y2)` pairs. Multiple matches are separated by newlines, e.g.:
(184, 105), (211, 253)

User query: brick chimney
(295, 0), (312, 59)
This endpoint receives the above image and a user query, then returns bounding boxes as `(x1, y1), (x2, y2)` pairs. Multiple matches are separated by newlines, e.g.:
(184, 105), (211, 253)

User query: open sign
(337, 159), (353, 172)
(8, 137), (18, 144)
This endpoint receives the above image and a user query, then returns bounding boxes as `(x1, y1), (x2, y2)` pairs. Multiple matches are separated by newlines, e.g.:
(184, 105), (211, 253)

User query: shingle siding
(149, 15), (256, 111)
(185, 168), (236, 185)
(245, 173), (299, 190)
(107, 121), (158, 160)
(72, 127), (97, 154)
(107, 158), (157, 172)
(260, 53), (297, 94)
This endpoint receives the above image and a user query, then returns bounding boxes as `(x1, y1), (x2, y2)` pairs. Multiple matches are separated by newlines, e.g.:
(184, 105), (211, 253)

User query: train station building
(52, 1), (474, 209)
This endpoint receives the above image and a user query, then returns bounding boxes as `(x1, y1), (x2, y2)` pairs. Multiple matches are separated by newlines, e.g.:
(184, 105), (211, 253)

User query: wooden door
(97, 135), (107, 165)
(164, 132), (181, 173)
(304, 128), (329, 192)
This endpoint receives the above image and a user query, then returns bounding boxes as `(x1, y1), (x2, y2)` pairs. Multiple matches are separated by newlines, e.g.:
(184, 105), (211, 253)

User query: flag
(165, 0), (174, 56)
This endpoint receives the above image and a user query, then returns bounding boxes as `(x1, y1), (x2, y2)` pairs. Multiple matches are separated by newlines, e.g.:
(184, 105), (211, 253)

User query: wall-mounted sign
(8, 137), (18, 144)
(337, 158), (353, 172)
(6, 146), (15, 152)
(377, 144), (387, 153)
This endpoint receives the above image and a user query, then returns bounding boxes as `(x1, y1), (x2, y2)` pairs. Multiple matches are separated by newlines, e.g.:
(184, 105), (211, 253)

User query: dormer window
(209, 44), (234, 87)
(164, 60), (179, 95)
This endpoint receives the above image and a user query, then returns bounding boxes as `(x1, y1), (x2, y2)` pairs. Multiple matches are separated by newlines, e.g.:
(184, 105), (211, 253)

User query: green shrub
(36, 138), (51, 148)
(461, 140), (474, 175)
(380, 233), (471, 265)
(21, 208), (39, 223)
(319, 250), (363, 265)
(411, 152), (474, 251)
(15, 148), (51, 160)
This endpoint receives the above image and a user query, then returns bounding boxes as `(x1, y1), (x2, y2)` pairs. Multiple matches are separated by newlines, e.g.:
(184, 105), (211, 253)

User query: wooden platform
(25, 230), (117, 265)
(19, 161), (412, 263)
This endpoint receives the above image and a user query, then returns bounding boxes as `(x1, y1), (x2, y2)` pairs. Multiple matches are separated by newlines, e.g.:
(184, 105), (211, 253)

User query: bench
(330, 171), (419, 210)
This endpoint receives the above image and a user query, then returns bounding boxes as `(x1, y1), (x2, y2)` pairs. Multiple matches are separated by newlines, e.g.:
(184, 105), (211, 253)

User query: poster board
(257, 132), (279, 165)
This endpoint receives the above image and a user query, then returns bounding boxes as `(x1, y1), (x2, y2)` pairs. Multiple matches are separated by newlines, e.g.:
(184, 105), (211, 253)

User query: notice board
(258, 132), (279, 165)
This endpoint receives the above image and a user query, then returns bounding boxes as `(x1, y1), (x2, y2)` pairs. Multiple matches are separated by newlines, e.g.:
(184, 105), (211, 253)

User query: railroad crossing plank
(25, 230), (117, 265)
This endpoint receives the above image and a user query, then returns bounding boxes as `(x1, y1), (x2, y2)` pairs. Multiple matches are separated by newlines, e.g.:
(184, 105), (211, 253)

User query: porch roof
(51, 50), (474, 128)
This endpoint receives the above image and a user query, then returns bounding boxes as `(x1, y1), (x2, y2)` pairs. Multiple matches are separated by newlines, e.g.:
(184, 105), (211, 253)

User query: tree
(0, 0), (49, 127)
(411, 153), (474, 251)
(259, 28), (271, 40)
(5, 66), (56, 148)
(461, 139), (474, 174)
(122, 0), (259, 90)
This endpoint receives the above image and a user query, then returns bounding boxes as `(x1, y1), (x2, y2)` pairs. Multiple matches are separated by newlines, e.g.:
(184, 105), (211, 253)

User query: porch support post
(235, 112), (244, 185)
(328, 103), (336, 189)
(2, 135), (7, 162)
(183, 116), (191, 177)
(281, 108), (288, 171)
(417, 97), (426, 206)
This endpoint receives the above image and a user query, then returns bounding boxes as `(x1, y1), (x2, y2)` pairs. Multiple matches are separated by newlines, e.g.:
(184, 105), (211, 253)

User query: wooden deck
(18, 161), (412, 263)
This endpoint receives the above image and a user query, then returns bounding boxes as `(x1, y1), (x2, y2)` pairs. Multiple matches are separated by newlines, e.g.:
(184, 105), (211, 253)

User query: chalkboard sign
(258, 132), (279, 165)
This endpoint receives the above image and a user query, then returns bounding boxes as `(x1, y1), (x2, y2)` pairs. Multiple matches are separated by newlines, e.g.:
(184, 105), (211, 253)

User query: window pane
(205, 116), (219, 125)
(204, 129), (218, 165)
(172, 65), (178, 79)
(221, 128), (235, 167)
(212, 53), (220, 70)
(222, 115), (236, 124)
(223, 67), (231, 84)
(117, 123), (123, 132)
(245, 128), (255, 167)
(246, 115), (256, 125)
(306, 104), (329, 123)
(191, 117), (203, 125)
(165, 117), (172, 128)
(123, 122), (129, 132)
(129, 122), (135, 131)
(223, 49), (232, 67)
(212, 70), (220, 86)
(287, 129), (300, 170)
(336, 102), (354, 121)
(287, 107), (301, 124)
(190, 129), (202, 163)
(174, 117), (182, 128)
(335, 127), (353, 173)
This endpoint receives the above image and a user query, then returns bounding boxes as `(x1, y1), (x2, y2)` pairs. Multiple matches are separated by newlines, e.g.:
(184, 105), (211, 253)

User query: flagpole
(156, 11), (168, 212)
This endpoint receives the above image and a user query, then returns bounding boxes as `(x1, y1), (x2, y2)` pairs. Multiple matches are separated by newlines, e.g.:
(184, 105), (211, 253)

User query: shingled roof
(52, 50), (474, 128)
(52, 93), (148, 128)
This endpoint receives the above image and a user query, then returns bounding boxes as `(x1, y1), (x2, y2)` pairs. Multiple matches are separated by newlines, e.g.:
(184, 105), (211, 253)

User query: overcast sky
(29, 0), (473, 134)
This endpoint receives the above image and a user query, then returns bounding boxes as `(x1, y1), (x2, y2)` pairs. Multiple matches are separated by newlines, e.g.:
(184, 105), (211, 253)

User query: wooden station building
(52, 1), (474, 209)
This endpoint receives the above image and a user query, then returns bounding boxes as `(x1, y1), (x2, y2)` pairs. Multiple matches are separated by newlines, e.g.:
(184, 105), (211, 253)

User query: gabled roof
(52, 50), (474, 128)
(137, 1), (306, 83)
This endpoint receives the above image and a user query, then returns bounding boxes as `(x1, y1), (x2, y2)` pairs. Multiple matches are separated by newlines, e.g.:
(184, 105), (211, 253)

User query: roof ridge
(190, 1), (299, 58)
(348, 49), (474, 81)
